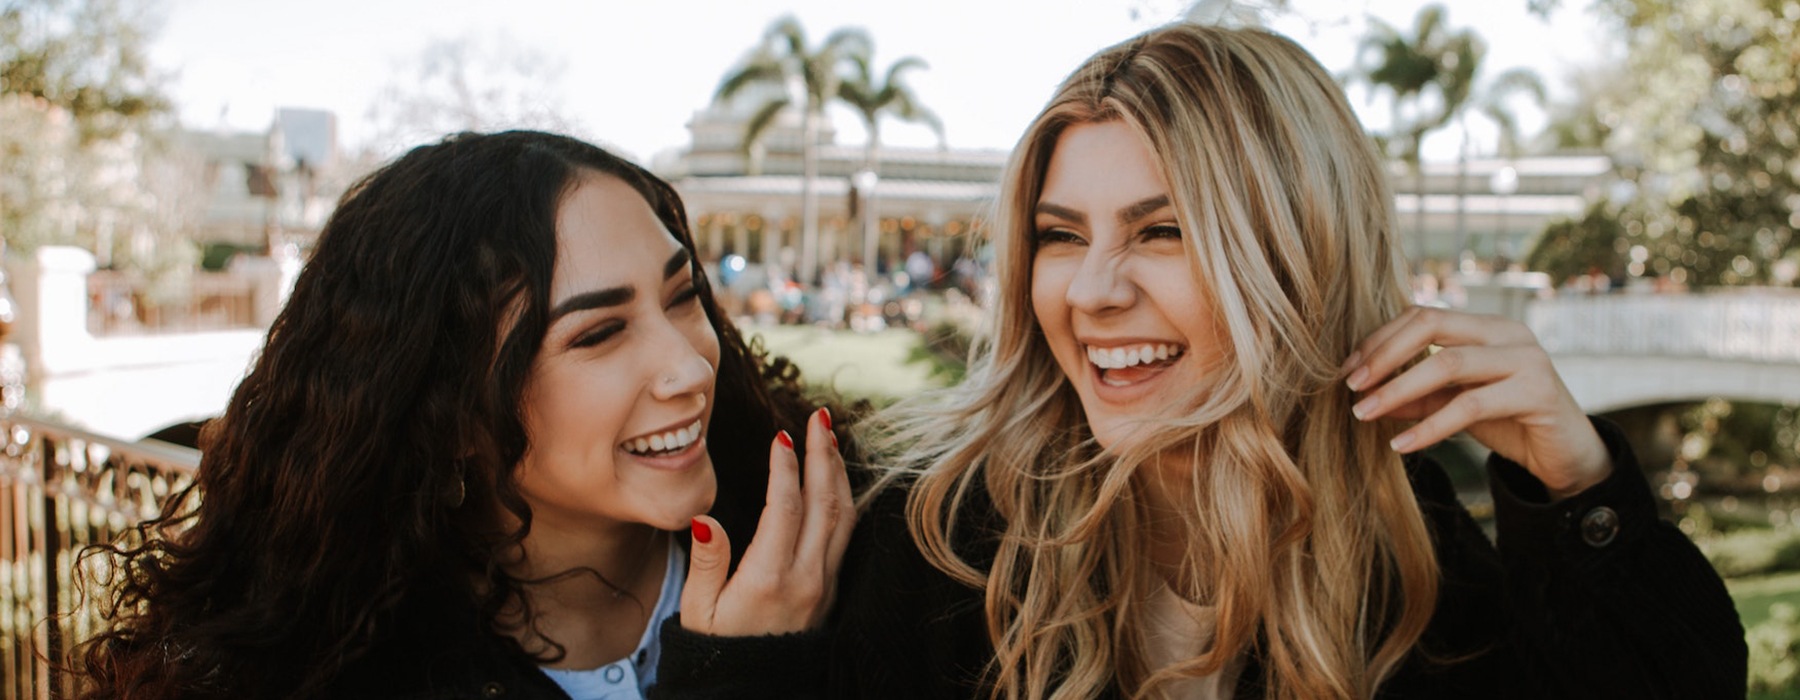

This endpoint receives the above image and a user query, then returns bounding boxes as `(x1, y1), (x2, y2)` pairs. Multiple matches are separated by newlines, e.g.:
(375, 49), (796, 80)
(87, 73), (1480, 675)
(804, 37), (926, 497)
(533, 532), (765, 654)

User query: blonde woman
(794, 24), (1744, 700)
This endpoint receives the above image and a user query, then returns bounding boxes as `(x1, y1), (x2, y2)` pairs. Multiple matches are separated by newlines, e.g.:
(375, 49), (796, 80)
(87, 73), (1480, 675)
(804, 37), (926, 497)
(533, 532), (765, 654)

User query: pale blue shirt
(540, 537), (685, 700)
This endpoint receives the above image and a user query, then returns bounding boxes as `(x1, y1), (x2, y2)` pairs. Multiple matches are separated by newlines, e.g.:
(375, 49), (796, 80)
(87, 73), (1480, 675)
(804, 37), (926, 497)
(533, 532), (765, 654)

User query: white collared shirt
(540, 537), (685, 700)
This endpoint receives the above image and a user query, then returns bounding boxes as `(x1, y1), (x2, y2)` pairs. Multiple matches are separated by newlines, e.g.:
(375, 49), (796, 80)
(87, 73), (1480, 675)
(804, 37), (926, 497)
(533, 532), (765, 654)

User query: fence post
(38, 431), (61, 700)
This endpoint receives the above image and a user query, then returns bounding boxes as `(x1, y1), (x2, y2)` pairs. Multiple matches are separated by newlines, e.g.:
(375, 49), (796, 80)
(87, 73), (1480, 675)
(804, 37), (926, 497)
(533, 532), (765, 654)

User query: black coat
(653, 417), (1748, 698)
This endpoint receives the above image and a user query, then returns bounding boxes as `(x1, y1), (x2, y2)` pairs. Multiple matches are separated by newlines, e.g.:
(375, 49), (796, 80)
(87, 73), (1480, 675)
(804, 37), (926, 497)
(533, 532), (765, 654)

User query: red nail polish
(691, 518), (712, 544)
(777, 430), (793, 450)
(819, 407), (833, 431)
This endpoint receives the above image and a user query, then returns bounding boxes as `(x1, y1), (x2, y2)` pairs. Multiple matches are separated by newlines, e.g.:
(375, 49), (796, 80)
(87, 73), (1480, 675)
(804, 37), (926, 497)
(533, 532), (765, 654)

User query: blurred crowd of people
(707, 248), (990, 331)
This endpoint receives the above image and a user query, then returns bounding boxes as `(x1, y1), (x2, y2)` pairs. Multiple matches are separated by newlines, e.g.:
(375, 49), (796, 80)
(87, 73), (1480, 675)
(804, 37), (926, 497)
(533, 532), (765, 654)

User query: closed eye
(669, 283), (703, 309)
(1140, 224), (1182, 241)
(570, 320), (624, 349)
(1034, 227), (1086, 248)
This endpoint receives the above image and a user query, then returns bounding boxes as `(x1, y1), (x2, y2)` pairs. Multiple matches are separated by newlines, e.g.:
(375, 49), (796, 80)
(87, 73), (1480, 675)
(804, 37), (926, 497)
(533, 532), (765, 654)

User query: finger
(795, 408), (849, 573)
(740, 430), (804, 571)
(1351, 346), (1515, 422)
(1388, 382), (1530, 453)
(678, 515), (732, 632)
(1379, 386), (1459, 422)
(823, 416), (857, 582)
(1343, 305), (1423, 373)
(1347, 307), (1532, 392)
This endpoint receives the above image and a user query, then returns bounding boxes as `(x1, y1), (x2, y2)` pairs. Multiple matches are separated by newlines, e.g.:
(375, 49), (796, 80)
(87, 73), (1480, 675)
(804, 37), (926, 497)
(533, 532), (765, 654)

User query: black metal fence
(0, 416), (198, 700)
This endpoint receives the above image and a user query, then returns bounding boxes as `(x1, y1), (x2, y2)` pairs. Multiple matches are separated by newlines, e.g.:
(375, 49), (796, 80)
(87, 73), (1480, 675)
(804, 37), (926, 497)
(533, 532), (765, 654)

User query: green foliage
(1349, 4), (1495, 263)
(0, 0), (207, 294)
(837, 54), (943, 148)
(1350, 4), (1482, 165)
(1565, 0), (1800, 287)
(1750, 603), (1800, 695)
(714, 15), (872, 156)
(0, 0), (170, 142)
(1700, 527), (1800, 579)
(1525, 201), (1629, 284)
(904, 319), (972, 385)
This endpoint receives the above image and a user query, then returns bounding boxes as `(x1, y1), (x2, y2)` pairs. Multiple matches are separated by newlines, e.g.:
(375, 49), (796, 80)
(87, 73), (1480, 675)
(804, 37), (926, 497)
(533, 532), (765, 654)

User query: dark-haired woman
(74, 130), (854, 700)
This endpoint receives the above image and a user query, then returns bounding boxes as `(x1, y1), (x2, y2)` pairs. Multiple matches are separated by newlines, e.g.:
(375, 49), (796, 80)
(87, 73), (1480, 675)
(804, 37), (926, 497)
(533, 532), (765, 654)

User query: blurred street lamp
(1489, 165), (1519, 267)
(854, 168), (879, 271)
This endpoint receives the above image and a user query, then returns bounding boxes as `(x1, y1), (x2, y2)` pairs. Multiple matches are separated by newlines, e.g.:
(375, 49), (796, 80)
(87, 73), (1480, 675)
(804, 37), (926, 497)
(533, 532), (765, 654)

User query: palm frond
(714, 60), (786, 103)
(742, 97), (791, 155)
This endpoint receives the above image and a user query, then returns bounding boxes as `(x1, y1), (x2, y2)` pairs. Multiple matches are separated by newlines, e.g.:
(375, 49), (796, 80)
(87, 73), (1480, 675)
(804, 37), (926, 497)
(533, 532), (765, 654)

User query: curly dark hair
(71, 131), (839, 699)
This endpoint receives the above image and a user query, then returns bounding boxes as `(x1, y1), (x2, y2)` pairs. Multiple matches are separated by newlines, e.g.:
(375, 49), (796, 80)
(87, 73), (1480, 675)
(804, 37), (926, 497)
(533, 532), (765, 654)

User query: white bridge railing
(1528, 291), (1800, 365)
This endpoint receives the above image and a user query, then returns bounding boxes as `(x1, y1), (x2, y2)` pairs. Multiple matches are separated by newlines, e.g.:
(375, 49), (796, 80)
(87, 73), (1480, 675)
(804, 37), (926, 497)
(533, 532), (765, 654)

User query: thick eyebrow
(1033, 195), (1172, 227)
(1034, 202), (1087, 226)
(1116, 195), (1171, 225)
(548, 249), (691, 322)
(664, 247), (692, 280)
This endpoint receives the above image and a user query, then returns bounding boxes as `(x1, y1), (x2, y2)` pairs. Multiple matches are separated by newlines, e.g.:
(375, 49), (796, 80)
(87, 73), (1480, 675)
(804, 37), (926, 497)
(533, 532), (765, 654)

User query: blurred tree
(1525, 200), (1629, 285)
(365, 32), (581, 157)
(0, 0), (200, 284)
(1528, 0), (1799, 288)
(715, 16), (872, 286)
(837, 53), (942, 269)
(1351, 4), (1481, 267)
(0, 0), (168, 142)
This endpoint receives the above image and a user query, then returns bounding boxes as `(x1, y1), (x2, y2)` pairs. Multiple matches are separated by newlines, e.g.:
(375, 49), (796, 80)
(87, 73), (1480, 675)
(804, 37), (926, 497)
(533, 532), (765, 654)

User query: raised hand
(680, 407), (855, 635)
(1343, 306), (1612, 501)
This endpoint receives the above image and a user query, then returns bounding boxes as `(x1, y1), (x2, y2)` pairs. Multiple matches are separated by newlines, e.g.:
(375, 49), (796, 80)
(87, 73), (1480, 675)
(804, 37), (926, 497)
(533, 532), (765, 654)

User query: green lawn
(1728, 572), (1800, 699)
(1733, 571), (1800, 629)
(745, 324), (945, 405)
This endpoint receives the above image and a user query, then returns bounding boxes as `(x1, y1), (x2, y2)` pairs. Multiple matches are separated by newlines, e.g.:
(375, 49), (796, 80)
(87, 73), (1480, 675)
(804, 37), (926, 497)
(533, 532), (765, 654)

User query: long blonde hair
(865, 25), (1438, 700)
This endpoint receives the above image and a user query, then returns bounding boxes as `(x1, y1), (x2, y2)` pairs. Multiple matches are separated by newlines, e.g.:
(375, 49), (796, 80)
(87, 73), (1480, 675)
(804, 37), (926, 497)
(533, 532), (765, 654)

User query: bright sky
(149, 0), (1618, 165)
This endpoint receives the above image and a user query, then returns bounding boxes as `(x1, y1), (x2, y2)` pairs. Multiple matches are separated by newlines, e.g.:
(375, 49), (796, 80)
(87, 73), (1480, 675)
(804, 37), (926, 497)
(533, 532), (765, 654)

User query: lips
(621, 418), (704, 457)
(1080, 341), (1186, 393)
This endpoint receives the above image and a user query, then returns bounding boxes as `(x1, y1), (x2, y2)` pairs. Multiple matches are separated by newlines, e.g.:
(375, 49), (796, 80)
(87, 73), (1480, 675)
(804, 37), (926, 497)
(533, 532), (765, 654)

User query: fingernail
(777, 430), (793, 450)
(1342, 350), (1362, 371)
(1352, 397), (1376, 421)
(1346, 366), (1369, 391)
(819, 407), (833, 431)
(1389, 432), (1415, 452)
(690, 518), (712, 544)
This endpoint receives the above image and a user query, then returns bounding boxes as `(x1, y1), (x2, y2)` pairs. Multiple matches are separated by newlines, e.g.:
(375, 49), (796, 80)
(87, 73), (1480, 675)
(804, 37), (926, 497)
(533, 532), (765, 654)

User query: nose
(1064, 247), (1135, 314)
(650, 335), (715, 402)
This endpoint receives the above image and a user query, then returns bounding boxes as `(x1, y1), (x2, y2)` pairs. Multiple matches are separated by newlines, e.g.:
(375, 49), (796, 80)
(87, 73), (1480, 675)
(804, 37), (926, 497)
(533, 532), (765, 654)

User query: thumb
(679, 514), (732, 633)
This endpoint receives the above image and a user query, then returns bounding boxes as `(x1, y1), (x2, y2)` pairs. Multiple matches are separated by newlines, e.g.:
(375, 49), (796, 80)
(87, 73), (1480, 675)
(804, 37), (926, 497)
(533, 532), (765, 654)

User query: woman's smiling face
(1030, 120), (1224, 450)
(515, 172), (722, 534)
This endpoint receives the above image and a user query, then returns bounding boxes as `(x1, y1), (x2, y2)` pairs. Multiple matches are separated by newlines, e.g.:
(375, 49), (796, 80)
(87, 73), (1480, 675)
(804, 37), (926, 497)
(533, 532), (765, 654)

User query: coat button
(1581, 506), (1620, 548)
(481, 681), (506, 698)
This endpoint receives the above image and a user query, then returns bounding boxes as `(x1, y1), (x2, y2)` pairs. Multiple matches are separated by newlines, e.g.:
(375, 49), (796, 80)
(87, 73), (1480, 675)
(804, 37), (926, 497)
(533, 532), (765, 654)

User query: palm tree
(837, 54), (943, 272)
(1353, 4), (1480, 269)
(715, 16), (871, 286)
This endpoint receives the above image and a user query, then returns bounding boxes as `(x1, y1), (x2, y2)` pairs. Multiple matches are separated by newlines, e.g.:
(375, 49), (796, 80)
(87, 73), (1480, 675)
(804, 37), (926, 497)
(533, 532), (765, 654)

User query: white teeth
(1085, 343), (1185, 370)
(624, 419), (705, 456)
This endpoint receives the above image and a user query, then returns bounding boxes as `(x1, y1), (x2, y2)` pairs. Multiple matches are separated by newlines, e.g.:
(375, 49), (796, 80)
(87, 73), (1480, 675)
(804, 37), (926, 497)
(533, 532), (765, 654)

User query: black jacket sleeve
(1397, 416), (1747, 699)
(646, 615), (827, 699)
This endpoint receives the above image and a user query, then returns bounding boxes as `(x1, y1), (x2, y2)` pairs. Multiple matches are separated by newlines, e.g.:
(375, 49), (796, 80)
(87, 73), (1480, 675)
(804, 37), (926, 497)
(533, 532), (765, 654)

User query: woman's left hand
(1343, 306), (1611, 501)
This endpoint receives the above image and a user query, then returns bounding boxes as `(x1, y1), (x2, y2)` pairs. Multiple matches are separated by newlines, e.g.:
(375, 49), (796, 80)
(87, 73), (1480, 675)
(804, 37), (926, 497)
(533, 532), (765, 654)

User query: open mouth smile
(1085, 342), (1186, 387)
(621, 418), (704, 458)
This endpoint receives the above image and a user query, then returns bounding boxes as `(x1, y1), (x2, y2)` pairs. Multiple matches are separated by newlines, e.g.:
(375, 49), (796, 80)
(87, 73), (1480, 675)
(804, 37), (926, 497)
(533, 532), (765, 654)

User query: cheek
(1029, 260), (1070, 335)
(691, 320), (722, 374)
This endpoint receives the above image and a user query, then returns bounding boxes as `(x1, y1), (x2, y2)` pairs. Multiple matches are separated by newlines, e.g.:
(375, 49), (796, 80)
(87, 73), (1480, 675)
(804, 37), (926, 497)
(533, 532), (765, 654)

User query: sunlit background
(2, 0), (1799, 695)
